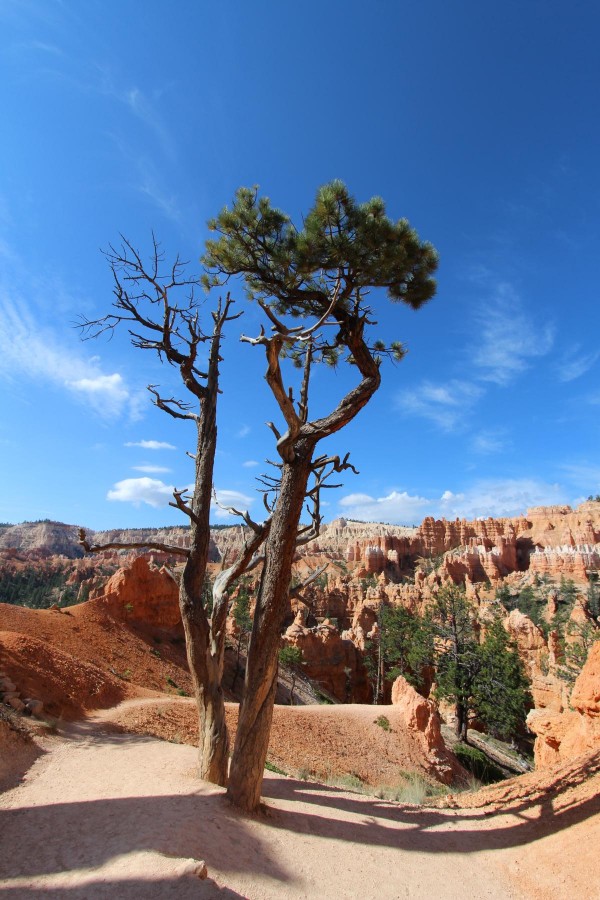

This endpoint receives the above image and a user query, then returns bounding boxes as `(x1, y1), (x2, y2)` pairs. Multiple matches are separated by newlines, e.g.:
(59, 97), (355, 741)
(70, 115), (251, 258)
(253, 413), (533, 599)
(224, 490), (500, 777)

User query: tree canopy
(203, 180), (438, 313)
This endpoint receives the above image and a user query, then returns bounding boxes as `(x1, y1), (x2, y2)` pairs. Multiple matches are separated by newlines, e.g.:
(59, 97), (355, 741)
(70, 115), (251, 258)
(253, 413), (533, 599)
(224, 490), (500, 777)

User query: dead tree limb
(78, 528), (189, 557)
(77, 237), (240, 788)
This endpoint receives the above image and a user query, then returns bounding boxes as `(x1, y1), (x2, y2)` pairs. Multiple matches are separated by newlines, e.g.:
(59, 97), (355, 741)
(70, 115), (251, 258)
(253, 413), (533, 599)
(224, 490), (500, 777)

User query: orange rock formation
(390, 675), (457, 783)
(527, 641), (600, 768)
(95, 556), (181, 629)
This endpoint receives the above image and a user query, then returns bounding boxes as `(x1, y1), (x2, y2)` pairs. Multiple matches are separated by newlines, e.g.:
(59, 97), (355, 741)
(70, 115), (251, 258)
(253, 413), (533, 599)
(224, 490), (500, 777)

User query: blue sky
(1, 0), (599, 529)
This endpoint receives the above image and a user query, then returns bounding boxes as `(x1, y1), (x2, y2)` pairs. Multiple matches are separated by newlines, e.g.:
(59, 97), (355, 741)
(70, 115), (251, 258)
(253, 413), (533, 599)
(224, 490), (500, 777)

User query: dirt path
(0, 706), (598, 899)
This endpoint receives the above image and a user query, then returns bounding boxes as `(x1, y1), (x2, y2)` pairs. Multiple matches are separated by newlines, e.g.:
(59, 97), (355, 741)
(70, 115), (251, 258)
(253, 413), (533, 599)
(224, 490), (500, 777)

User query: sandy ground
(103, 697), (462, 786)
(2, 598), (600, 899)
(2, 705), (600, 900)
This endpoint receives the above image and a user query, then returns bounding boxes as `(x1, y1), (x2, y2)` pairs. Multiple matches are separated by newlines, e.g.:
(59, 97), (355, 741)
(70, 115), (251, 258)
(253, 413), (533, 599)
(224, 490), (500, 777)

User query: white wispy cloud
(11, 46), (181, 224)
(399, 280), (556, 435)
(137, 173), (181, 223)
(437, 479), (566, 519)
(114, 83), (176, 161)
(470, 283), (554, 385)
(242, 460), (259, 468)
(132, 464), (173, 474)
(19, 40), (63, 56)
(397, 379), (483, 431)
(107, 478), (256, 516)
(107, 477), (174, 507)
(68, 372), (129, 408)
(0, 286), (140, 421)
(237, 425), (251, 438)
(557, 345), (600, 383)
(338, 478), (567, 524)
(471, 429), (509, 455)
(339, 490), (431, 524)
(125, 440), (176, 450)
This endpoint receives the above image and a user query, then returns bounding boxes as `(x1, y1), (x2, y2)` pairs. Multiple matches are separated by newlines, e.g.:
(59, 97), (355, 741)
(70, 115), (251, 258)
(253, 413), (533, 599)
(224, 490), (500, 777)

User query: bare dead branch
(313, 451), (360, 476)
(258, 298), (290, 335)
(298, 341), (313, 423)
(148, 385), (199, 421)
(289, 563), (329, 599)
(266, 421), (281, 441)
(78, 528), (189, 557)
(211, 489), (264, 534)
(169, 488), (199, 524)
(76, 235), (222, 401)
(293, 451), (358, 549)
(210, 518), (272, 644)
(291, 276), (341, 341)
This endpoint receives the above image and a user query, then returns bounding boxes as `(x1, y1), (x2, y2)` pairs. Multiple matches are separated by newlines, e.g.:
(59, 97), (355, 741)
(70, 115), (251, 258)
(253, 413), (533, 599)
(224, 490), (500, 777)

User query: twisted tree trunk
(226, 441), (314, 810)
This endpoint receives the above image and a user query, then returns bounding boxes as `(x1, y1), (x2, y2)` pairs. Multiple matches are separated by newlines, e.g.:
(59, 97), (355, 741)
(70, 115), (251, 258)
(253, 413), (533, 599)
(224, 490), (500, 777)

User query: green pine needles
(202, 180), (438, 369)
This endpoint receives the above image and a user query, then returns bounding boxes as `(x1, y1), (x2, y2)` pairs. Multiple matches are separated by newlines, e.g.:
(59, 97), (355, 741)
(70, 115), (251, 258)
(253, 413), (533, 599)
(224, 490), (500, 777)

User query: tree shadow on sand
(2, 762), (599, 891)
(2, 726), (599, 899)
(0, 877), (241, 899)
(260, 754), (600, 854)
(0, 790), (289, 885)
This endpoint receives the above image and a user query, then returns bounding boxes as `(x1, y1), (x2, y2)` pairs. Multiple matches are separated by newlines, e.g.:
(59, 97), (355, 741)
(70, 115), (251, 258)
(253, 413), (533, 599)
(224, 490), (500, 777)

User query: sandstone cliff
(94, 556), (181, 629)
(282, 611), (370, 702)
(527, 641), (600, 768)
(391, 675), (458, 783)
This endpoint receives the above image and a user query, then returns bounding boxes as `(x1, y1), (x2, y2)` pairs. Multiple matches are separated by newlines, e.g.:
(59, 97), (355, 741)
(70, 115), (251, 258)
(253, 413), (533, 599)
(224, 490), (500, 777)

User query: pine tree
(472, 617), (531, 741)
(430, 585), (481, 741)
(203, 180), (437, 810)
(430, 586), (531, 742)
(365, 604), (434, 701)
(381, 605), (434, 691)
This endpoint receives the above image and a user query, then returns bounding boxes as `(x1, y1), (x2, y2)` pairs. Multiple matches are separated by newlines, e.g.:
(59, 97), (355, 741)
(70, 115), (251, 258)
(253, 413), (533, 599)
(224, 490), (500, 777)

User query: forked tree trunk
(227, 309), (382, 811)
(226, 442), (314, 811)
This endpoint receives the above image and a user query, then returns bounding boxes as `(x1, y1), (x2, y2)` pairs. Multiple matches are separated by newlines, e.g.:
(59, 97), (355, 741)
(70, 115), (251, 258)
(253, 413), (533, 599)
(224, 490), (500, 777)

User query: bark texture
(227, 444), (314, 809)
(179, 364), (230, 786)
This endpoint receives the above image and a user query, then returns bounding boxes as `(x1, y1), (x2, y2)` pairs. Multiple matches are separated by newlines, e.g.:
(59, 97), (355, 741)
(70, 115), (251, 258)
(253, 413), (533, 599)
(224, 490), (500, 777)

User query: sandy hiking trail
(1, 701), (599, 900)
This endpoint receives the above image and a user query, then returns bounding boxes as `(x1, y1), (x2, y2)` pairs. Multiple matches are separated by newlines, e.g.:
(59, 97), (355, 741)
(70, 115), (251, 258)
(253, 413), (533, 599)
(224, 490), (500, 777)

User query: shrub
(375, 772), (446, 804)
(375, 715), (391, 732)
(328, 773), (364, 792)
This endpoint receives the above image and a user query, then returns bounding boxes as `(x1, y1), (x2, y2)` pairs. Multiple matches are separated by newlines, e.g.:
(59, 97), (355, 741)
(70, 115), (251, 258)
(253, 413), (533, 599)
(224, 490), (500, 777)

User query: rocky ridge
(2, 502), (599, 580)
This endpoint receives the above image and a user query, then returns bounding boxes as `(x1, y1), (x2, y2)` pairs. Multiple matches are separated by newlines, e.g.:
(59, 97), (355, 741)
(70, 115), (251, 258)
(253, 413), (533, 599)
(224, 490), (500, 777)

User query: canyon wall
(2, 502), (599, 582)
